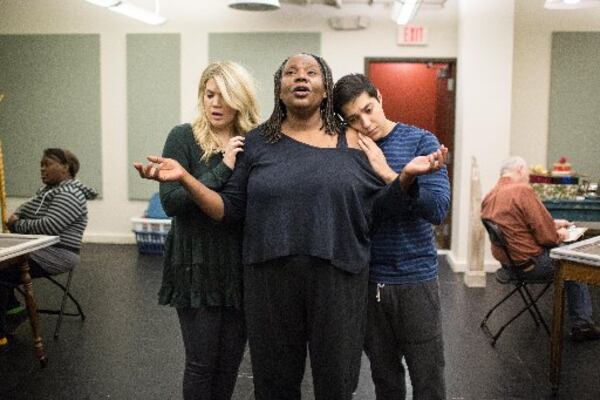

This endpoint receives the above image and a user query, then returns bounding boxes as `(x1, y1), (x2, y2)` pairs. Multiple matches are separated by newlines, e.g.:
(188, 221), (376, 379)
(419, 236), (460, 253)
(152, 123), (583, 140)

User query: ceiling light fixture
(544, 0), (600, 9)
(85, 0), (120, 6)
(84, 0), (167, 25)
(228, 0), (281, 11)
(391, 0), (421, 25)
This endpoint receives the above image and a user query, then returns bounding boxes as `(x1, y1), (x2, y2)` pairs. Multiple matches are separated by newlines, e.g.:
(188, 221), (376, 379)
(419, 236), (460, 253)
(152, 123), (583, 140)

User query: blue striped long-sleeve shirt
(370, 123), (451, 284)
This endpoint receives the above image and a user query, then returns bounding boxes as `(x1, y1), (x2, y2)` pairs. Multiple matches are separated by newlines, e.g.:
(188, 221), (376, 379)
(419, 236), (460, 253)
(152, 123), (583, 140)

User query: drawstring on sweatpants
(376, 283), (385, 303)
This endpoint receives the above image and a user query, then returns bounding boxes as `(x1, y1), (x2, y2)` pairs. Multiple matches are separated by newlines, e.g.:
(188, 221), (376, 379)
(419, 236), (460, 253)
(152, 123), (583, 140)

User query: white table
(0, 233), (59, 367)
(549, 235), (600, 394)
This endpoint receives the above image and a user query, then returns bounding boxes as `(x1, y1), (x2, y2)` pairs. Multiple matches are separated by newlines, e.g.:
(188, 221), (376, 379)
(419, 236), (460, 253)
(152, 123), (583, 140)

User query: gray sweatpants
(365, 279), (446, 400)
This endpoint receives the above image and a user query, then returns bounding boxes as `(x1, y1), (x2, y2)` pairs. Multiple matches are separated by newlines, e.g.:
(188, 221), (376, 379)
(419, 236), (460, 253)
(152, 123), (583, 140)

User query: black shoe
(571, 323), (600, 342)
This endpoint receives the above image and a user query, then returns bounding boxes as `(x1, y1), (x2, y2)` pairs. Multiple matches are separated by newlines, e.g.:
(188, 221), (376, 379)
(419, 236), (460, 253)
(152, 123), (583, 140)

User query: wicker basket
(131, 217), (171, 255)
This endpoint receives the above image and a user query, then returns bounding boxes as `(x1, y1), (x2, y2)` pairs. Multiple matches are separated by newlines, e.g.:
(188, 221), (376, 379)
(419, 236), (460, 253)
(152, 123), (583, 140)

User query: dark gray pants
(365, 279), (446, 400)
(176, 306), (246, 400)
(244, 256), (368, 400)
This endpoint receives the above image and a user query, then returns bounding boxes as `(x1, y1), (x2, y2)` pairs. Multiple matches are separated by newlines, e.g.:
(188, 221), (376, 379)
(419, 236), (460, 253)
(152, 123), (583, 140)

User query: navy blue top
(370, 123), (451, 284)
(220, 127), (413, 274)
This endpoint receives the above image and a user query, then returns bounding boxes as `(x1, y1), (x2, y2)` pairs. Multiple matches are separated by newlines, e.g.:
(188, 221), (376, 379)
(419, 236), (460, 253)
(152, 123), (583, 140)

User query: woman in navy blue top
(135, 54), (427, 400)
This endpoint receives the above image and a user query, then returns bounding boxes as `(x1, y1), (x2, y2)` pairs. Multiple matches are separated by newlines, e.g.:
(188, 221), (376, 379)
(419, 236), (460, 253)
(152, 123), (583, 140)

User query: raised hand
(222, 136), (245, 169)
(133, 156), (187, 182)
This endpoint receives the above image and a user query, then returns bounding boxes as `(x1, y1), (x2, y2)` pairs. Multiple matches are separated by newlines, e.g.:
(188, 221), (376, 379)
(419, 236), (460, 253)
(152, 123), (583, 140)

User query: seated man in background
(333, 73), (450, 400)
(481, 156), (600, 342)
(0, 148), (97, 354)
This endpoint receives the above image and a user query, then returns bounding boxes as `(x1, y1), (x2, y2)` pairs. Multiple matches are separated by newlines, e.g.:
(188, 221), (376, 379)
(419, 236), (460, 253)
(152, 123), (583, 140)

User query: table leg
(550, 264), (566, 393)
(18, 258), (47, 367)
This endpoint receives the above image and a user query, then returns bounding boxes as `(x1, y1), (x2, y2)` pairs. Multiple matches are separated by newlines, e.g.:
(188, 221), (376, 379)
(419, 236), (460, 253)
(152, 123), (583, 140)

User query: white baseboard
(446, 251), (467, 272)
(83, 232), (136, 244)
(445, 251), (501, 273)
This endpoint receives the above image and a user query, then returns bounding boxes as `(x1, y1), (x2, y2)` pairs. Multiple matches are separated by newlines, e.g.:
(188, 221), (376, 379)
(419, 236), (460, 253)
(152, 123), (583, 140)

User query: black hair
(260, 53), (341, 143)
(43, 148), (80, 178)
(332, 73), (379, 118)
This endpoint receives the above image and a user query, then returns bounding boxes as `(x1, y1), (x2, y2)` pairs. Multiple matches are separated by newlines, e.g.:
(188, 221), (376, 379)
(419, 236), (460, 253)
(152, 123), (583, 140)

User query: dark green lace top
(157, 124), (243, 309)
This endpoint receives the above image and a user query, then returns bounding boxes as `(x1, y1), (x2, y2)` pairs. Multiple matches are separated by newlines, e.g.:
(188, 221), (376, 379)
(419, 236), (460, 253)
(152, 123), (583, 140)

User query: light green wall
(0, 34), (101, 197)
(127, 33), (181, 200)
(549, 32), (600, 180)
(209, 32), (321, 120)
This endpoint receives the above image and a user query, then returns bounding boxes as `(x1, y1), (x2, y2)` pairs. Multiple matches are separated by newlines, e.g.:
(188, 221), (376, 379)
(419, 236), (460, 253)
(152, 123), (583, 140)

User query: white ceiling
(106, 0), (454, 25)
(281, 0), (447, 5)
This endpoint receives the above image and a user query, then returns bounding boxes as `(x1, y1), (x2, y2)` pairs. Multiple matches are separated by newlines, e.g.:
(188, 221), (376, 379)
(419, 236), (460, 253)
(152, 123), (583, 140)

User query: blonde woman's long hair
(192, 62), (260, 163)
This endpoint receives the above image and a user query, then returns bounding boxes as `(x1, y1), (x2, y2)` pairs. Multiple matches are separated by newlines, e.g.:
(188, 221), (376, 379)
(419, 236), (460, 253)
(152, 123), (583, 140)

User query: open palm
(404, 146), (448, 177)
(133, 156), (186, 182)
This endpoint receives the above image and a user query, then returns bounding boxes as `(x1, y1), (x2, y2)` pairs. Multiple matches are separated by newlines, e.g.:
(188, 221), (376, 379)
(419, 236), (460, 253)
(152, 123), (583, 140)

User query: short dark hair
(43, 148), (80, 178)
(333, 73), (379, 117)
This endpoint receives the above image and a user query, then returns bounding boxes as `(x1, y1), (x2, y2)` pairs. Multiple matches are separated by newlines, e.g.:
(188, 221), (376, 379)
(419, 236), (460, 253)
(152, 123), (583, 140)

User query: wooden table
(0, 233), (59, 367)
(549, 234), (600, 394)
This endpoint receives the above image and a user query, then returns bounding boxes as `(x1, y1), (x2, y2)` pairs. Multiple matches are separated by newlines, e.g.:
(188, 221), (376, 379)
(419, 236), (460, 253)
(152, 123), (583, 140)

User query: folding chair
(37, 268), (86, 340)
(480, 218), (552, 346)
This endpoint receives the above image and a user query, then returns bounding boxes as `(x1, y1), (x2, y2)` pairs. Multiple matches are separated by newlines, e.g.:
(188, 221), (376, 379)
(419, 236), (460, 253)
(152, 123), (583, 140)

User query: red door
(367, 60), (456, 249)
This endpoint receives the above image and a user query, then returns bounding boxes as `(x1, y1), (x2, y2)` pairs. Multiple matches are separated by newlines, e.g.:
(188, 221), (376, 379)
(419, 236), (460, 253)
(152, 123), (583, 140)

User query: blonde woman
(156, 62), (259, 400)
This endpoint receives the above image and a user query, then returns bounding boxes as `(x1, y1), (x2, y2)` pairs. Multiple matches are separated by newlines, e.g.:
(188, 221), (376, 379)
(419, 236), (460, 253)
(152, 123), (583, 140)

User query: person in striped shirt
(0, 148), (97, 354)
(334, 74), (451, 400)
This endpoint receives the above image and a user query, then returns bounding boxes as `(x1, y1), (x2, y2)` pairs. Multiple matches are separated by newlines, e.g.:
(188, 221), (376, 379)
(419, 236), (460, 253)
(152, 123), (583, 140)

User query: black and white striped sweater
(12, 179), (98, 251)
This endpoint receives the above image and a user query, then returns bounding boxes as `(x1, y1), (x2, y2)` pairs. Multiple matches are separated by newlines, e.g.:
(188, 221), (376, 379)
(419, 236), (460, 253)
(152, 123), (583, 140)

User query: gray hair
(500, 156), (527, 176)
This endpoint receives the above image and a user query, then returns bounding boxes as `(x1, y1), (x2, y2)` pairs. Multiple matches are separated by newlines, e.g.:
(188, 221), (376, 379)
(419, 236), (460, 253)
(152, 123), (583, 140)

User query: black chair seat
(495, 267), (552, 285)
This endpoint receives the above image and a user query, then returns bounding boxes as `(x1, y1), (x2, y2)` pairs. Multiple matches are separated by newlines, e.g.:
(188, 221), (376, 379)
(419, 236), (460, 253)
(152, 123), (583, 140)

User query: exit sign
(398, 25), (428, 46)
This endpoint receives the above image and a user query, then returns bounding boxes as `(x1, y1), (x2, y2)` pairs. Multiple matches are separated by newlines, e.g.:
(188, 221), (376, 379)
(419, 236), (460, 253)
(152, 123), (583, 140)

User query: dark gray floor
(1, 244), (599, 399)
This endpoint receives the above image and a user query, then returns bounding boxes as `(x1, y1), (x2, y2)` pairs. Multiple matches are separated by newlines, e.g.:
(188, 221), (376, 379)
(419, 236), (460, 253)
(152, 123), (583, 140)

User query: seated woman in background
(0, 148), (97, 354)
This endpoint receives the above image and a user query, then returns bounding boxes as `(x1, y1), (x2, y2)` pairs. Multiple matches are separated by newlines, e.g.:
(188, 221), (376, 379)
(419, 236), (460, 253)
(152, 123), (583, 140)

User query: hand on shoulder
(356, 132), (398, 184)
(222, 136), (245, 169)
